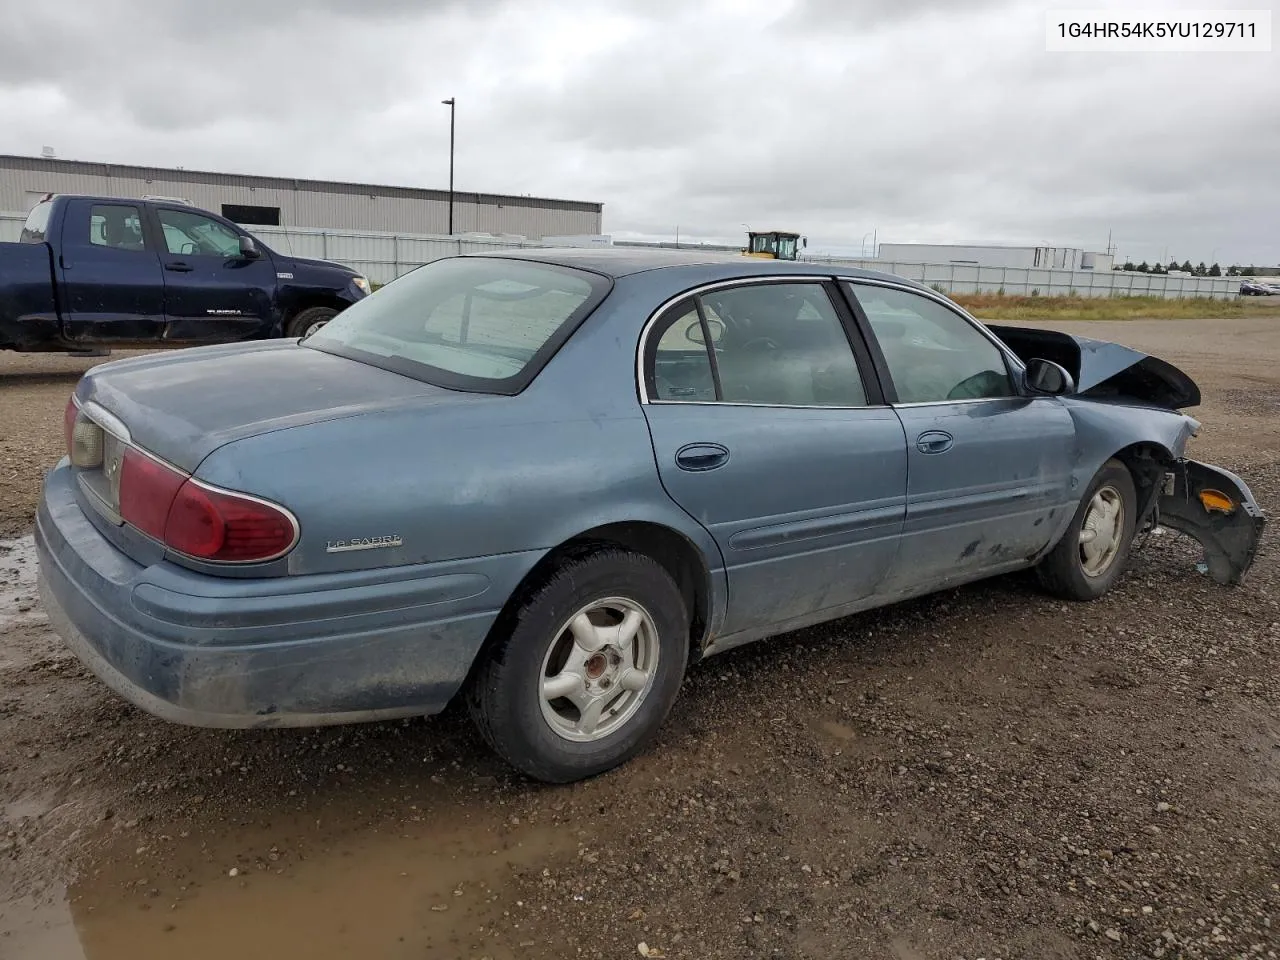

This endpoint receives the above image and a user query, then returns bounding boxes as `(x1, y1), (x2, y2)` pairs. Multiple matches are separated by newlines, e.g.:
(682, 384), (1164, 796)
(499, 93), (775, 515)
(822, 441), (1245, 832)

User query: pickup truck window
(156, 208), (242, 258)
(89, 204), (147, 252)
(20, 200), (52, 243)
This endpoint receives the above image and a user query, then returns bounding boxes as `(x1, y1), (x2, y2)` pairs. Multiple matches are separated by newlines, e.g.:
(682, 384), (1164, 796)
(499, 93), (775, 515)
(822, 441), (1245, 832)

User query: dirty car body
(36, 250), (1265, 779)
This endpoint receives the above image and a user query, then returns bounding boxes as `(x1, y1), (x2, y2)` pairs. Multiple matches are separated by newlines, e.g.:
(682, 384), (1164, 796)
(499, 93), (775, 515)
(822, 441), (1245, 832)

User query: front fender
(1158, 459), (1265, 585)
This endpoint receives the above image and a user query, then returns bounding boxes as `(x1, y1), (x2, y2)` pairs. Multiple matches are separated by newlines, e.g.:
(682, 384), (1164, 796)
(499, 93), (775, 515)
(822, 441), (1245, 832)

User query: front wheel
(1037, 458), (1138, 601)
(466, 549), (689, 783)
(285, 306), (338, 339)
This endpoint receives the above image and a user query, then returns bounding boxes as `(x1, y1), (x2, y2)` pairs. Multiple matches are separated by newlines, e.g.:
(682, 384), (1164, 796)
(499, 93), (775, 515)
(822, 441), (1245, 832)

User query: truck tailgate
(0, 241), (59, 349)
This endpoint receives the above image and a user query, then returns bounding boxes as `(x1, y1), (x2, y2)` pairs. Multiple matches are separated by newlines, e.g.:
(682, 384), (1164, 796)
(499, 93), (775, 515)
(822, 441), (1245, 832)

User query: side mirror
(238, 235), (262, 259)
(1025, 358), (1075, 396)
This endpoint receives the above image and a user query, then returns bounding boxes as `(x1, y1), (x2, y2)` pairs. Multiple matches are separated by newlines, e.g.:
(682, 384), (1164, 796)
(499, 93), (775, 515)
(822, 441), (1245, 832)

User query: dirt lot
(1, 319), (1278, 960)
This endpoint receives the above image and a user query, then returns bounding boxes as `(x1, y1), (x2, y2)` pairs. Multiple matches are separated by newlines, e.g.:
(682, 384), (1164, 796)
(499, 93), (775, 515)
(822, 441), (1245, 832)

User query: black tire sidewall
(1054, 460), (1139, 599)
(478, 552), (688, 782)
(285, 307), (338, 339)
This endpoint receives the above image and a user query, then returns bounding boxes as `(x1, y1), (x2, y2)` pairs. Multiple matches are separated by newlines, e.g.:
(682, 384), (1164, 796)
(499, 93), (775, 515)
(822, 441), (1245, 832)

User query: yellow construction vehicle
(744, 230), (806, 261)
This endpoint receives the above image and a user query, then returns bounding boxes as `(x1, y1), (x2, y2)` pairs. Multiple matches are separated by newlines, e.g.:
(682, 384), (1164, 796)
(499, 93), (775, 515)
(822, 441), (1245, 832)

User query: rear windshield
(20, 200), (53, 243)
(306, 257), (610, 394)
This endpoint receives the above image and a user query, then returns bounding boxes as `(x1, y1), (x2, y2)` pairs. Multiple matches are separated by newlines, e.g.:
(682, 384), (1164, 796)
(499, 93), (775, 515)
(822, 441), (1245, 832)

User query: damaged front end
(1156, 459), (1265, 585)
(988, 324), (1265, 584)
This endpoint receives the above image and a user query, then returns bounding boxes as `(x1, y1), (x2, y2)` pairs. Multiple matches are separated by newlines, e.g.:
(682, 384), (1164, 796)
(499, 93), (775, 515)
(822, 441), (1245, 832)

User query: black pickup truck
(1, 194), (370, 352)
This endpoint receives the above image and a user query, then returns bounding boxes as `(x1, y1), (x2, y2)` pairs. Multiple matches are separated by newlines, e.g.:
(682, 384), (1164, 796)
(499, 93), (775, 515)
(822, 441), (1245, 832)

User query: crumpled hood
(988, 324), (1201, 410)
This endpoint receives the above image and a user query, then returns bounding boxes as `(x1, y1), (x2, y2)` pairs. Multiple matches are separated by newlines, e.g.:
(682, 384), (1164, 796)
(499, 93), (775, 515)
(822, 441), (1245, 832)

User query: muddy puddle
(7, 800), (571, 960)
(0, 533), (574, 959)
(0, 536), (42, 639)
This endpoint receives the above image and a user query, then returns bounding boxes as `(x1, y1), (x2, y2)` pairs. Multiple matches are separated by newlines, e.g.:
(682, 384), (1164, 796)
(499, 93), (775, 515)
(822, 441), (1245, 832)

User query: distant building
(0, 154), (603, 240)
(876, 243), (1114, 272)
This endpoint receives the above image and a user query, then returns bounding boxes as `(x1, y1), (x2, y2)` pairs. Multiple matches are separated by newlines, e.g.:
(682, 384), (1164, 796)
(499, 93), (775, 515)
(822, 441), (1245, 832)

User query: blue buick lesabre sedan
(37, 250), (1263, 782)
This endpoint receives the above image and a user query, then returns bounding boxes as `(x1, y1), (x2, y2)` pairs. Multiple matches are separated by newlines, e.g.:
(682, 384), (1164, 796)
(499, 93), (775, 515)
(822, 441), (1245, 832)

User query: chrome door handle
(675, 442), (730, 472)
(915, 430), (954, 454)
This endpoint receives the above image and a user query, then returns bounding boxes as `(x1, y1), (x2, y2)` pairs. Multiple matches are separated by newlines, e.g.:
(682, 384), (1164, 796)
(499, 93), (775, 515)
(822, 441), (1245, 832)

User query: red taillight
(118, 448), (185, 539)
(164, 482), (295, 562)
(64, 396), (79, 456)
(116, 445), (296, 563)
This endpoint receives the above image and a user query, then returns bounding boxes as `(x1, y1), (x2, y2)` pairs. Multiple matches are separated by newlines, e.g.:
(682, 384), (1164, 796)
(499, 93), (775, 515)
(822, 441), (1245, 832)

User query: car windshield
(306, 257), (609, 394)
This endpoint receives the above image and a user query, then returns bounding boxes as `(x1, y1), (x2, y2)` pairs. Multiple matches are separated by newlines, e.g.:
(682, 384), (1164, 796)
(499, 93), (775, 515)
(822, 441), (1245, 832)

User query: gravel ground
(1, 319), (1278, 960)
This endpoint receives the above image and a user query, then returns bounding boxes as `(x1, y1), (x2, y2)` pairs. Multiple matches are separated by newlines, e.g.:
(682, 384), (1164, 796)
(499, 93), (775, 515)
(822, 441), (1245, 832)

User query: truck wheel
(467, 549), (689, 783)
(286, 307), (337, 339)
(1036, 458), (1138, 601)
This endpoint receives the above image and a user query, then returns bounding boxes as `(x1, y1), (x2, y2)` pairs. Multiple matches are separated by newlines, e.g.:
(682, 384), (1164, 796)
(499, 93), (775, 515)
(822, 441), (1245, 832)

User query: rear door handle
(164, 261), (194, 272)
(675, 442), (730, 472)
(915, 430), (954, 454)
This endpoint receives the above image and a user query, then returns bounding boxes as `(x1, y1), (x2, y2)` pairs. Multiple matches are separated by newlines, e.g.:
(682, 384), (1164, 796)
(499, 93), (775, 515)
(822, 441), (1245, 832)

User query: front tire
(1037, 458), (1138, 601)
(285, 306), (338, 339)
(466, 549), (689, 783)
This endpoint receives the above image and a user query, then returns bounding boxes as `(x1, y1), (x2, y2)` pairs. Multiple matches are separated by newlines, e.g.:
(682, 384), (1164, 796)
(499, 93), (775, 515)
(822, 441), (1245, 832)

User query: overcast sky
(0, 0), (1275, 264)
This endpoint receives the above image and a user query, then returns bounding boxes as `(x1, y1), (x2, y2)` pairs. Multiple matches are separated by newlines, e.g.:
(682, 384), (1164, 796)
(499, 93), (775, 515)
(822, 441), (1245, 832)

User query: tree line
(1114, 261), (1277, 277)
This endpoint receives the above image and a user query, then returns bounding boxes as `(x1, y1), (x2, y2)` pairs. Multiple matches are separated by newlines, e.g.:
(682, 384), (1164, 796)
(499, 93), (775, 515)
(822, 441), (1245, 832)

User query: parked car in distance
(1239, 279), (1279, 296)
(1, 194), (369, 352)
(38, 251), (1265, 783)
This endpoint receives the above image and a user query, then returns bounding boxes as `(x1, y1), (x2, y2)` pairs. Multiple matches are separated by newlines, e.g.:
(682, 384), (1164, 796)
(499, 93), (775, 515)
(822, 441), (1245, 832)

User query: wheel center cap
(585, 653), (608, 680)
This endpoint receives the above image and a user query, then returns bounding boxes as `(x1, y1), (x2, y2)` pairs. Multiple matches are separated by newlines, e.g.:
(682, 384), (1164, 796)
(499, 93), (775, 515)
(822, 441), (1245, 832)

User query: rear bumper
(1157, 458), (1266, 586)
(36, 461), (534, 727)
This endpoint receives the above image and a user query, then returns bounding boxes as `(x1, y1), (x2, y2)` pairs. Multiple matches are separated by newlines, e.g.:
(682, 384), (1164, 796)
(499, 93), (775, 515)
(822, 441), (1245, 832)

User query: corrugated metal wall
(0, 155), (603, 239)
(246, 225), (556, 285)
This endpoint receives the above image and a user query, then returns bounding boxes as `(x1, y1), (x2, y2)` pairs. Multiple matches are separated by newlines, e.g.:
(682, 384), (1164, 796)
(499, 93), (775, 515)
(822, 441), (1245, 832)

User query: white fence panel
(802, 254), (1238, 300)
(0, 211), (1243, 298)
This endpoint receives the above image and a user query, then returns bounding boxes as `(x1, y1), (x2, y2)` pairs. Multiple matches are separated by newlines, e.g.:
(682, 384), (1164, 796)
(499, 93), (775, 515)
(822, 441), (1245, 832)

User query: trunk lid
(76, 341), (474, 471)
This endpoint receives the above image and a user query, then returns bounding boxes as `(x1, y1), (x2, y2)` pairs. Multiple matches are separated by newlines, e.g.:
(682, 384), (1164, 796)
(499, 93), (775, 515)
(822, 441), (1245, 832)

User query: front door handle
(675, 442), (730, 472)
(915, 430), (954, 454)
(164, 261), (194, 272)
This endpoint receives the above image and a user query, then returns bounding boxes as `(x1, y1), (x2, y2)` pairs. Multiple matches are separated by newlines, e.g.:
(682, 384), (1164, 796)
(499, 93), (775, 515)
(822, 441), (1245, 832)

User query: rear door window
(88, 204), (148, 252)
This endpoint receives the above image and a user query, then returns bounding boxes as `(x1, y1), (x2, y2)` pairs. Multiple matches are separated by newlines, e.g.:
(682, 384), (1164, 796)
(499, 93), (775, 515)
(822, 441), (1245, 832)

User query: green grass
(950, 293), (1280, 322)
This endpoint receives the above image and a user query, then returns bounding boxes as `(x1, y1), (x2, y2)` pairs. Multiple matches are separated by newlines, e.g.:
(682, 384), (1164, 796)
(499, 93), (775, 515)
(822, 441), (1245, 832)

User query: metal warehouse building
(0, 154), (604, 240)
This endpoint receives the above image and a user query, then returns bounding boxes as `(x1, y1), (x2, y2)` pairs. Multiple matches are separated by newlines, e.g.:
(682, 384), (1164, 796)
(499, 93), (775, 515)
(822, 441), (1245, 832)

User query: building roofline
(0, 154), (603, 214)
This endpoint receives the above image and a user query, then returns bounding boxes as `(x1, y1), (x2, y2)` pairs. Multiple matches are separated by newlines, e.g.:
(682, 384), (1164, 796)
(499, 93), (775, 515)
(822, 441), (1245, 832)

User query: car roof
(463, 246), (911, 286)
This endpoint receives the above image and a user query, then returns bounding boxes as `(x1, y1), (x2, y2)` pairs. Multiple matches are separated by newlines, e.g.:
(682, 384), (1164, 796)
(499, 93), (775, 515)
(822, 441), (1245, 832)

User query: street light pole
(441, 98), (456, 236)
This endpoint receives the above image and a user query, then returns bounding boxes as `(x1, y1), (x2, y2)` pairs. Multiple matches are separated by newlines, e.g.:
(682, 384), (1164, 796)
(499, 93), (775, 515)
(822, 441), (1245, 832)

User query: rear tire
(285, 306), (338, 339)
(466, 548), (689, 783)
(1037, 458), (1138, 601)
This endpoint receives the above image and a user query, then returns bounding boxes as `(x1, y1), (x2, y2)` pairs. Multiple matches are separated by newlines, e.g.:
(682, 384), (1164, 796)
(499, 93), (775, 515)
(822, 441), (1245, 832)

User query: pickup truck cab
(1, 194), (370, 351)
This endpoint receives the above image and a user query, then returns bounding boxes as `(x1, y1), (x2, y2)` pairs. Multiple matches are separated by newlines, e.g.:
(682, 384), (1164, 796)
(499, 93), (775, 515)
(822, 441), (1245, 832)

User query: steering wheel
(739, 336), (779, 354)
(946, 370), (1005, 400)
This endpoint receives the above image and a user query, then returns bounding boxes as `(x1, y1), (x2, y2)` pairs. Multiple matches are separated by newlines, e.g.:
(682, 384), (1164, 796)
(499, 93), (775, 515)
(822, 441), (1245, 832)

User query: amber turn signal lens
(1198, 489), (1235, 514)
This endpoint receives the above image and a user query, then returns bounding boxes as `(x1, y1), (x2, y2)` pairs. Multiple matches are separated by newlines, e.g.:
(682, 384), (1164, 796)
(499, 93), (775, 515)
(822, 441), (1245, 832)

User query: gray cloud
(781, 0), (1019, 30)
(0, 0), (1275, 265)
